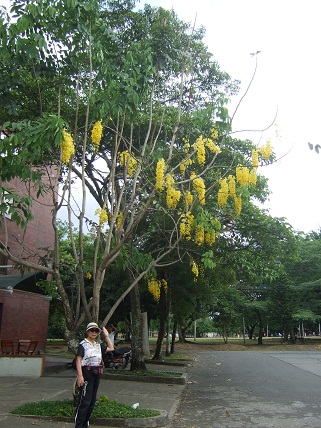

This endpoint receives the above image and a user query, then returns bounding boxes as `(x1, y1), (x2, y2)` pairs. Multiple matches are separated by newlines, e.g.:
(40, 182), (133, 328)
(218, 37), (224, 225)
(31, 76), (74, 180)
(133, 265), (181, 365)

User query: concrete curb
(44, 365), (188, 384)
(101, 371), (187, 385)
(14, 409), (169, 427)
(145, 359), (190, 366)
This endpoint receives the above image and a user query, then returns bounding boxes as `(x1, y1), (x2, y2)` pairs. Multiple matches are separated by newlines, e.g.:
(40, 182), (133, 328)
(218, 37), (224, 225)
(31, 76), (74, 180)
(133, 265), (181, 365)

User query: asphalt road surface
(169, 351), (321, 428)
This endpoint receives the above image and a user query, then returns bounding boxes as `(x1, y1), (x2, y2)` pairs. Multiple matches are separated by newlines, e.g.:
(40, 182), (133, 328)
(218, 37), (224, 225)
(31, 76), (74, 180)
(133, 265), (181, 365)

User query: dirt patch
(171, 340), (321, 353)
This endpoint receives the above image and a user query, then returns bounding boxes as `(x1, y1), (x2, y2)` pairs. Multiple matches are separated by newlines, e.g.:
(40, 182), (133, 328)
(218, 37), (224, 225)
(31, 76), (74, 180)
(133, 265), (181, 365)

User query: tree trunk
(63, 329), (79, 352)
(223, 321), (228, 344)
(170, 319), (178, 354)
(165, 292), (171, 357)
(257, 311), (264, 345)
(152, 285), (167, 360)
(178, 323), (186, 343)
(129, 282), (146, 371)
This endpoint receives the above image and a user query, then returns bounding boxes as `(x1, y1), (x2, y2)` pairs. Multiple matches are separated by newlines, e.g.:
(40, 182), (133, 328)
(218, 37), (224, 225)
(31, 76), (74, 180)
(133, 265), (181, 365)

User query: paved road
(169, 351), (321, 428)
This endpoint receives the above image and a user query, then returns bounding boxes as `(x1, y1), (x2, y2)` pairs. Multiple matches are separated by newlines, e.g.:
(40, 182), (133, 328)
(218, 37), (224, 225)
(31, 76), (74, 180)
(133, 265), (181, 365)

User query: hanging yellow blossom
(218, 178), (229, 207)
(156, 158), (166, 190)
(211, 127), (219, 140)
(116, 212), (123, 230)
(236, 166), (250, 186)
(204, 138), (221, 154)
(183, 139), (190, 152)
(205, 229), (216, 245)
(251, 149), (259, 168)
(148, 278), (168, 302)
(165, 173), (174, 188)
(180, 211), (194, 240)
(148, 278), (160, 302)
(191, 260), (199, 278)
(185, 190), (193, 208)
(61, 130), (75, 164)
(91, 120), (103, 151)
(86, 272), (92, 280)
(179, 158), (193, 175)
(191, 173), (205, 205)
(260, 139), (272, 160)
(166, 185), (181, 209)
(228, 175), (236, 197)
(248, 168), (257, 186)
(118, 150), (138, 177)
(165, 174), (181, 209)
(234, 195), (242, 216)
(195, 224), (205, 246)
(193, 136), (206, 166)
(95, 205), (108, 226)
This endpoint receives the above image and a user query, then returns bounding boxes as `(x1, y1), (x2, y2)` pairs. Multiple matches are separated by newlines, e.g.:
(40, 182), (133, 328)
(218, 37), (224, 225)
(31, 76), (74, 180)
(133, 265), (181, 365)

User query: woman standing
(74, 322), (114, 428)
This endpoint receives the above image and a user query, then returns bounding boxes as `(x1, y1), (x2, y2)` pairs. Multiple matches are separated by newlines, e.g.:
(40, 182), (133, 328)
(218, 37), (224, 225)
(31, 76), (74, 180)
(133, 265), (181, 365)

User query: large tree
(0, 0), (273, 364)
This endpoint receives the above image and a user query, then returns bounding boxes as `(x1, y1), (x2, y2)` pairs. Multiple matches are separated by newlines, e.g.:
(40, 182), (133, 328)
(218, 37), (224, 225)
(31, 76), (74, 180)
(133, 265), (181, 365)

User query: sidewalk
(0, 356), (186, 427)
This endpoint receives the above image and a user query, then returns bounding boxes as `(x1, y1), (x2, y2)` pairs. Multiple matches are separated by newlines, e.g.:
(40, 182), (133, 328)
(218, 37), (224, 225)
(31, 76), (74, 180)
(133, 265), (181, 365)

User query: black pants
(74, 367), (100, 428)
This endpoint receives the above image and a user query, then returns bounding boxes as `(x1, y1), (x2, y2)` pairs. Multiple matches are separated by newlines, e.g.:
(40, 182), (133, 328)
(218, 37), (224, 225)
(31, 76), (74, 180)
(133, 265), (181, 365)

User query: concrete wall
(0, 355), (45, 377)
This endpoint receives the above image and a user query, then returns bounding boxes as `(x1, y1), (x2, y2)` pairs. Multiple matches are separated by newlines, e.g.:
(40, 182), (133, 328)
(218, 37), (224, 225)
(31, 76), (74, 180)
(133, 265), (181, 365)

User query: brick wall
(1, 175), (55, 275)
(0, 289), (50, 352)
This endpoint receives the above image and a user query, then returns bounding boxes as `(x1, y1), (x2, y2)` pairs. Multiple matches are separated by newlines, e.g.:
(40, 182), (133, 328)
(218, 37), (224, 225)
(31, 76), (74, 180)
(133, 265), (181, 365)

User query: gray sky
(139, 0), (321, 233)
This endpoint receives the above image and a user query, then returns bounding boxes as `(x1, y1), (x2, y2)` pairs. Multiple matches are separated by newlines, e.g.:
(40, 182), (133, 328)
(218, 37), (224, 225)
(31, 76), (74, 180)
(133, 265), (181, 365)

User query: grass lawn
(11, 396), (159, 419)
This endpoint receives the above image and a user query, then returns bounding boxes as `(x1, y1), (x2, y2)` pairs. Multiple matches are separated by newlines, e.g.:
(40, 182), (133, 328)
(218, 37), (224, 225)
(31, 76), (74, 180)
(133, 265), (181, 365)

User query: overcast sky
(139, 0), (321, 233)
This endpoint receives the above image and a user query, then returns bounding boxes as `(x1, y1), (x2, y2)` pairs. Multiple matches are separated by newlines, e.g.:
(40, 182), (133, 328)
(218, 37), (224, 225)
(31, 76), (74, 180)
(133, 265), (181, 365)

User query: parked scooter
(102, 345), (131, 370)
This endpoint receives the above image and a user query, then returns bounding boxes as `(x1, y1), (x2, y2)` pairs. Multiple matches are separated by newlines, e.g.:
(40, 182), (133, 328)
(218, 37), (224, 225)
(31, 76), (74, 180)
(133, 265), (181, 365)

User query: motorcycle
(102, 346), (131, 370)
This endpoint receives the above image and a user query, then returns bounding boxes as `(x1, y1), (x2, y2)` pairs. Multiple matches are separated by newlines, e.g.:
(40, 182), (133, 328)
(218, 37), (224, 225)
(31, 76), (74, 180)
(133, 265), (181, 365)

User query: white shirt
(77, 339), (102, 366)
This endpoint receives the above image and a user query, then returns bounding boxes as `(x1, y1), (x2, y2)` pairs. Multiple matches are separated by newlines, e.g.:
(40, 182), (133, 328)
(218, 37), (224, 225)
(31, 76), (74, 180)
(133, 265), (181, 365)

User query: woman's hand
(102, 326), (108, 337)
(77, 374), (84, 387)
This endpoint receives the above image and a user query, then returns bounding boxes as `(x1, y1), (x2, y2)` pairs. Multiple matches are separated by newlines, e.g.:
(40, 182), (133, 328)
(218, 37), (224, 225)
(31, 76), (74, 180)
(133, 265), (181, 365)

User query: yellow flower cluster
(249, 169), (257, 186)
(236, 165), (257, 186)
(148, 278), (160, 301)
(185, 190), (193, 208)
(228, 175), (236, 197)
(191, 173), (205, 205)
(95, 205), (108, 226)
(193, 136), (206, 166)
(182, 139), (190, 152)
(235, 166), (250, 185)
(211, 127), (219, 139)
(179, 158), (193, 175)
(86, 272), (92, 280)
(191, 260), (199, 278)
(119, 150), (138, 177)
(260, 139), (272, 160)
(91, 120), (103, 151)
(147, 278), (168, 302)
(217, 178), (229, 207)
(165, 173), (181, 209)
(179, 211), (194, 240)
(217, 174), (246, 217)
(252, 149), (259, 168)
(116, 212), (123, 230)
(195, 224), (205, 246)
(61, 129), (75, 164)
(205, 229), (216, 245)
(204, 138), (221, 154)
(156, 158), (166, 190)
(234, 195), (242, 216)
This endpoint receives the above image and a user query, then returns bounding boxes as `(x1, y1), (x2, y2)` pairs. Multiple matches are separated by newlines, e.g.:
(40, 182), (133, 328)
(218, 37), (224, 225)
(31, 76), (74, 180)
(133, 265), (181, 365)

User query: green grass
(11, 396), (159, 419)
